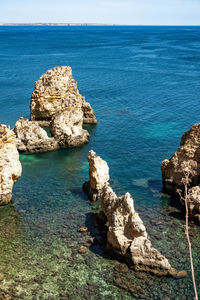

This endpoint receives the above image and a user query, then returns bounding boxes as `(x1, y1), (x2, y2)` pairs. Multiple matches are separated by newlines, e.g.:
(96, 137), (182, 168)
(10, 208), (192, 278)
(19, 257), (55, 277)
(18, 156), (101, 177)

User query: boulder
(50, 110), (89, 148)
(161, 123), (200, 195)
(14, 117), (58, 153)
(161, 123), (200, 222)
(30, 66), (97, 125)
(0, 124), (22, 205)
(83, 150), (185, 277)
(187, 186), (200, 222)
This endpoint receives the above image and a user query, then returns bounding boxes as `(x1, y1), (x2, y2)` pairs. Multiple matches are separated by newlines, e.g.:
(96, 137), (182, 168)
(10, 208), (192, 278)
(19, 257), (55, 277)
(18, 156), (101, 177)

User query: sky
(0, 0), (200, 25)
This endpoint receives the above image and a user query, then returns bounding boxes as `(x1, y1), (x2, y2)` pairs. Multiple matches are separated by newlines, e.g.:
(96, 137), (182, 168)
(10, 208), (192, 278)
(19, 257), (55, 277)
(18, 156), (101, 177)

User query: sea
(0, 25), (200, 299)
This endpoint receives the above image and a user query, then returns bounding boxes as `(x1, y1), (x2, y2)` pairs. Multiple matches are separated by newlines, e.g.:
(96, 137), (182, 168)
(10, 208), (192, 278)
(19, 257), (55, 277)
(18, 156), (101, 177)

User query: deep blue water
(0, 26), (200, 299)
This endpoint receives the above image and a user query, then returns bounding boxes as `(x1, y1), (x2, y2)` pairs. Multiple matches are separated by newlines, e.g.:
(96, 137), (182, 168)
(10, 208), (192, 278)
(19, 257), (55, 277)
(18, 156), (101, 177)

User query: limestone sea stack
(161, 123), (200, 222)
(50, 109), (89, 148)
(0, 124), (22, 205)
(14, 117), (59, 153)
(30, 66), (97, 126)
(83, 150), (185, 277)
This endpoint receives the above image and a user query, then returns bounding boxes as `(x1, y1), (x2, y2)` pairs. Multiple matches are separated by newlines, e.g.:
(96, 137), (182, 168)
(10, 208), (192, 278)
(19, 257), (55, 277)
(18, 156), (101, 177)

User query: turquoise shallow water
(0, 26), (200, 299)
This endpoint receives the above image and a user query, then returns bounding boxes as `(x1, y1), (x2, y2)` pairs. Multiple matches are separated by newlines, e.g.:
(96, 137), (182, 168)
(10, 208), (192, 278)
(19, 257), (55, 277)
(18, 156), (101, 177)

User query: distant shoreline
(0, 23), (199, 26)
(0, 23), (117, 26)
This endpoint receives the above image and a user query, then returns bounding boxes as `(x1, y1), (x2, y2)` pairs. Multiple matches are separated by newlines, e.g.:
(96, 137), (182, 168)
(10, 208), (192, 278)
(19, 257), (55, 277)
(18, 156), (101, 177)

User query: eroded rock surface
(14, 117), (58, 153)
(161, 123), (200, 194)
(188, 186), (200, 221)
(30, 66), (97, 125)
(0, 124), (22, 205)
(84, 150), (185, 277)
(83, 150), (109, 202)
(82, 101), (97, 124)
(161, 123), (200, 221)
(50, 110), (89, 148)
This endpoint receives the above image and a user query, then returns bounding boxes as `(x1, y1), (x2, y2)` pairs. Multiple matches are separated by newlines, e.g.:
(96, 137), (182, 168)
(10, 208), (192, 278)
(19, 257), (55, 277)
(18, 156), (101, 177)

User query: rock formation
(161, 123), (200, 222)
(14, 117), (59, 153)
(188, 186), (200, 219)
(30, 66), (97, 125)
(84, 150), (186, 277)
(83, 150), (110, 202)
(82, 101), (97, 124)
(0, 124), (22, 205)
(50, 109), (89, 148)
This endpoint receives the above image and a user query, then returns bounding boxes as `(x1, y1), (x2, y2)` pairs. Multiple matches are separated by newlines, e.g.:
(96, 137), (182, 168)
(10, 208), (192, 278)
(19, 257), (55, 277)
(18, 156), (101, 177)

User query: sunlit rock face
(14, 113), (89, 153)
(188, 186), (200, 222)
(30, 66), (97, 126)
(161, 123), (200, 222)
(14, 117), (58, 153)
(84, 150), (186, 277)
(0, 124), (22, 205)
(83, 150), (110, 202)
(50, 109), (89, 148)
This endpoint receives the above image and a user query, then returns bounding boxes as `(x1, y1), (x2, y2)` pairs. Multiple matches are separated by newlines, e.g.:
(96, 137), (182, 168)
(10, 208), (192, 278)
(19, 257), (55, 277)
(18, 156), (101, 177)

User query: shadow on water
(84, 212), (107, 257)
(84, 210), (133, 266)
(82, 211), (155, 299)
(148, 178), (162, 191)
(69, 187), (89, 202)
(147, 178), (187, 222)
(83, 123), (97, 136)
(168, 209), (186, 221)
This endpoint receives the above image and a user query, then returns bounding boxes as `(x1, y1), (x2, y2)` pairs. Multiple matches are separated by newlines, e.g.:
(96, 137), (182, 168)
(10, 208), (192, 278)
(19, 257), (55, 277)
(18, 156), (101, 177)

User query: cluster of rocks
(13, 109), (90, 154)
(161, 123), (200, 223)
(1, 64), (194, 281)
(14, 117), (59, 153)
(83, 150), (186, 278)
(0, 65), (97, 203)
(0, 125), (22, 205)
(14, 66), (97, 153)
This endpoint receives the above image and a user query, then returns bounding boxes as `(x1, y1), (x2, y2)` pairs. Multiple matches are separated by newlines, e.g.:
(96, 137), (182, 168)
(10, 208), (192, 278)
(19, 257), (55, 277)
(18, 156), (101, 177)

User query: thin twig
(182, 171), (198, 300)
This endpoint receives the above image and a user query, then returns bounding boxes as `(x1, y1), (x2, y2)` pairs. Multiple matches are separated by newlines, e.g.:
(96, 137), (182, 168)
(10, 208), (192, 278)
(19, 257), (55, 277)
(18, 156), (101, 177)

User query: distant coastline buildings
(0, 23), (117, 26)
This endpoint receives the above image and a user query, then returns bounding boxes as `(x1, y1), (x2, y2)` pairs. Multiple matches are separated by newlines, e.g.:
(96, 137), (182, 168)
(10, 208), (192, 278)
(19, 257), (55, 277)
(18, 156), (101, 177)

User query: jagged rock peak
(13, 117), (58, 153)
(84, 150), (110, 201)
(161, 123), (200, 223)
(0, 124), (22, 205)
(30, 66), (97, 125)
(83, 150), (186, 277)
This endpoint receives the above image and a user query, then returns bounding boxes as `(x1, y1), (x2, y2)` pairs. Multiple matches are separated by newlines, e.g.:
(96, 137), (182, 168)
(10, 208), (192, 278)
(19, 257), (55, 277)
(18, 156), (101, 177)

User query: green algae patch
(2, 149), (200, 299)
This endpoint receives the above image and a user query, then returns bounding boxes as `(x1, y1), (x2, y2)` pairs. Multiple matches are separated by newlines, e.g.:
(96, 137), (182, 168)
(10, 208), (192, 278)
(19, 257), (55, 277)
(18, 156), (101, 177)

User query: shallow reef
(0, 150), (199, 299)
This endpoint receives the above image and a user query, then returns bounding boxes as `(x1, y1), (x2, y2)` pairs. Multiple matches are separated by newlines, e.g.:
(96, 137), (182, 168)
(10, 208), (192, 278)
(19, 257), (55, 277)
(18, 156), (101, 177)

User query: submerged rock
(78, 226), (88, 233)
(30, 66), (97, 125)
(14, 117), (58, 153)
(84, 150), (185, 277)
(50, 110), (89, 148)
(78, 246), (88, 254)
(0, 274), (4, 281)
(161, 123), (200, 221)
(0, 124), (22, 205)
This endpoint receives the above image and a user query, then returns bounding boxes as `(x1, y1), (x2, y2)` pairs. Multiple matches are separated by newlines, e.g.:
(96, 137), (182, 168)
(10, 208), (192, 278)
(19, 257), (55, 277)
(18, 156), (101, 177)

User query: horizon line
(0, 23), (200, 26)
